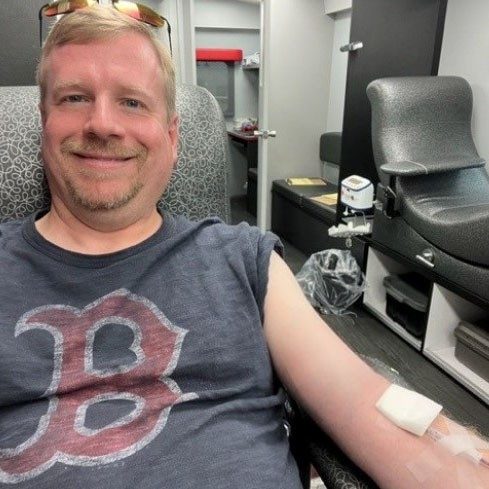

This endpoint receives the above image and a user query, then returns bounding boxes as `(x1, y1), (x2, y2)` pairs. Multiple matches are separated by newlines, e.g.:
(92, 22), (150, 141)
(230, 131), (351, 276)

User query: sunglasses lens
(39, 0), (171, 54)
(113, 0), (166, 27)
(42, 0), (97, 17)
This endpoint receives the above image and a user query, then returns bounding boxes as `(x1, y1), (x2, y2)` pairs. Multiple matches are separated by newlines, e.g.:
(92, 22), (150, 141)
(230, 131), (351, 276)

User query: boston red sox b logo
(0, 289), (197, 484)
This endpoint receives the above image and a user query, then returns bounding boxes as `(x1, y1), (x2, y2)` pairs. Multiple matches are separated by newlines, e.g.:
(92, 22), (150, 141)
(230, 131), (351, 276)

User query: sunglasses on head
(39, 0), (172, 55)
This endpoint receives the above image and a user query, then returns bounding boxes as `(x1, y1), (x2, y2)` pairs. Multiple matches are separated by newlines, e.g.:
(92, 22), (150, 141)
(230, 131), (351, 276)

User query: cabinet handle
(340, 41), (364, 52)
(415, 249), (435, 268)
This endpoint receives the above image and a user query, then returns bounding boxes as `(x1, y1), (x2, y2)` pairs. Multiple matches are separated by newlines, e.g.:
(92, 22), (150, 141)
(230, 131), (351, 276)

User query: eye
(123, 99), (144, 109)
(62, 94), (87, 104)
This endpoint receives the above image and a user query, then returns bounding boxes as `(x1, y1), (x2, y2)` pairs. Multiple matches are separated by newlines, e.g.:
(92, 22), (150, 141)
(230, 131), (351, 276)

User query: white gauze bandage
(376, 384), (443, 436)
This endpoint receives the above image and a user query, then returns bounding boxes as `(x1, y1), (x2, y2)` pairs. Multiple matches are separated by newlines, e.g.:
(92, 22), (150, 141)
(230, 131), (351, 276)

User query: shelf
(423, 283), (488, 403)
(227, 129), (258, 142)
(424, 284), (486, 350)
(363, 248), (423, 350)
(365, 247), (489, 405)
(424, 347), (489, 405)
(242, 64), (260, 70)
(363, 303), (422, 350)
(195, 25), (260, 32)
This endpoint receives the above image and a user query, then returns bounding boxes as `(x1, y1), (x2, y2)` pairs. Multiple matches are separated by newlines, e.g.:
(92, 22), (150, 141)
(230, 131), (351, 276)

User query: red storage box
(196, 48), (243, 62)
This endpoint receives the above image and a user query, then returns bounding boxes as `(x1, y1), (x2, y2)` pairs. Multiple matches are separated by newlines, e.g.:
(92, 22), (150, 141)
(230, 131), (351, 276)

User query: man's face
(40, 33), (178, 217)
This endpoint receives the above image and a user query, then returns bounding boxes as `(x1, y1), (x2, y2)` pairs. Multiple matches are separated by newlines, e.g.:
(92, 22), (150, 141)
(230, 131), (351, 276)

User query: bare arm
(263, 252), (489, 489)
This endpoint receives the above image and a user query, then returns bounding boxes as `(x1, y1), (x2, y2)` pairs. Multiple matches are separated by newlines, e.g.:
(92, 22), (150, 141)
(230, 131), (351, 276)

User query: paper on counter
(286, 177), (327, 186)
(310, 193), (338, 206)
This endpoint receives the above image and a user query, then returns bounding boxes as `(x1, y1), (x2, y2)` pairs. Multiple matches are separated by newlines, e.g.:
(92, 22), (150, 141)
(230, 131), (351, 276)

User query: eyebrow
(51, 82), (89, 96)
(116, 86), (153, 101)
(54, 83), (150, 95)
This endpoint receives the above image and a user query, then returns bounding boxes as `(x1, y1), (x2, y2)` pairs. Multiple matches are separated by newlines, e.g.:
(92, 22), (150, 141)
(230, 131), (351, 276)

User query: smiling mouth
(74, 152), (134, 161)
(72, 152), (136, 169)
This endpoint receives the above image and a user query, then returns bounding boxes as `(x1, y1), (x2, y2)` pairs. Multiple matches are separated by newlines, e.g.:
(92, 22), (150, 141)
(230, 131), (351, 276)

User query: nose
(83, 98), (125, 139)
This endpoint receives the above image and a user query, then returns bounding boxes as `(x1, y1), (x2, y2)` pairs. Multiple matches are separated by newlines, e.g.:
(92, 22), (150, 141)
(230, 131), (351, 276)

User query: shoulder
(169, 215), (283, 306)
(0, 217), (28, 258)
(171, 214), (282, 255)
(0, 218), (25, 241)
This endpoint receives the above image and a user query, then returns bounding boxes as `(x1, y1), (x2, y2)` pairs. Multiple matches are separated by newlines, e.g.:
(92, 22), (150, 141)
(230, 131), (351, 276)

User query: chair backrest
(367, 76), (483, 185)
(319, 131), (342, 186)
(0, 84), (230, 223)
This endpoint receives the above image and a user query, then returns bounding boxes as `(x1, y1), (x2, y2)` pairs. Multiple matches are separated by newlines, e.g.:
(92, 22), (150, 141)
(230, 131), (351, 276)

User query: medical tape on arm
(407, 420), (489, 486)
(427, 419), (489, 465)
(375, 384), (489, 485)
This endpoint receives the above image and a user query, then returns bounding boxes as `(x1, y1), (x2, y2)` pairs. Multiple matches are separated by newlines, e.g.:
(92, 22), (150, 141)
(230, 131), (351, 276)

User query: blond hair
(36, 4), (176, 120)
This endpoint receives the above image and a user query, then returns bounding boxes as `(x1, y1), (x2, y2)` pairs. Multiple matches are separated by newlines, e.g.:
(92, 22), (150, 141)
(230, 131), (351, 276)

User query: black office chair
(367, 76), (489, 303)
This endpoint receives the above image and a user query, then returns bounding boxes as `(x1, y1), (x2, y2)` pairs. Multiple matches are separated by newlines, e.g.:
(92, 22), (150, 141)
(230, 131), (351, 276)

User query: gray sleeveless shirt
(0, 213), (301, 488)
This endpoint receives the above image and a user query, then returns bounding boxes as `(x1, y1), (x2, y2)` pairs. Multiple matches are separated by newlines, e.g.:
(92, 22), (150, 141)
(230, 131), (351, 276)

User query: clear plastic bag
(296, 249), (366, 315)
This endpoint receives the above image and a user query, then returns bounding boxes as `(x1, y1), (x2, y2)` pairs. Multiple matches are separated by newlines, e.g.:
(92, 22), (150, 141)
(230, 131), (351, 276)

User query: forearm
(306, 372), (489, 489)
(373, 414), (489, 489)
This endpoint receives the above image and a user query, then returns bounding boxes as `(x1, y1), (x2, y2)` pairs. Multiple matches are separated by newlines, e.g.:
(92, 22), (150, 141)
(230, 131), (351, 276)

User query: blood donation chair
(367, 76), (489, 305)
(0, 84), (377, 489)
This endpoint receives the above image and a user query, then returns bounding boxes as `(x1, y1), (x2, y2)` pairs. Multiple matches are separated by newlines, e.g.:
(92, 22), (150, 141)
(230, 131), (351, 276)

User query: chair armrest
(286, 391), (378, 488)
(302, 412), (379, 489)
(380, 157), (485, 177)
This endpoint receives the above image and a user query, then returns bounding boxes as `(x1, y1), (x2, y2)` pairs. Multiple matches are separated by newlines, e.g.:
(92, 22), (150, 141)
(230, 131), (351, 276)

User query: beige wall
(258, 0), (335, 227)
(438, 0), (489, 163)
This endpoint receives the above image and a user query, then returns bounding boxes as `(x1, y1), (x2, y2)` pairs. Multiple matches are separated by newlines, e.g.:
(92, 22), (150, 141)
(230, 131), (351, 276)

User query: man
(0, 5), (487, 488)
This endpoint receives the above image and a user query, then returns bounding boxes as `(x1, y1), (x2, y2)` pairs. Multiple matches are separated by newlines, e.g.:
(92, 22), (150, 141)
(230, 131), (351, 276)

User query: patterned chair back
(0, 84), (230, 223)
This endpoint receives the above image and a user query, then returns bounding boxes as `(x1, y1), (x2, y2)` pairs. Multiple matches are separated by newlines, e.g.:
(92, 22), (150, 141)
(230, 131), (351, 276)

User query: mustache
(60, 138), (146, 159)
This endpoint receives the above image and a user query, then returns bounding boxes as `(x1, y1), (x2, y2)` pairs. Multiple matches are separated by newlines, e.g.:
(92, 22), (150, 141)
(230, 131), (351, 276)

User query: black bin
(383, 273), (431, 338)
(454, 320), (489, 382)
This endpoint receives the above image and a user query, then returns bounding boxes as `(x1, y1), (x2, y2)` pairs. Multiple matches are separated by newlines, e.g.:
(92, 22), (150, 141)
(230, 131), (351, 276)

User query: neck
(35, 202), (163, 255)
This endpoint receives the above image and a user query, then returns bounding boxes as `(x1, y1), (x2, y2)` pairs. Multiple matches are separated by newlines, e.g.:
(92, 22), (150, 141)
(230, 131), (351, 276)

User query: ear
(168, 113), (180, 167)
(39, 102), (46, 128)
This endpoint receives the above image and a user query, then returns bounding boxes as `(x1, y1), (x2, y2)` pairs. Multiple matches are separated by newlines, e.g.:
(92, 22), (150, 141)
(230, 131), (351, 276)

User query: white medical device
(341, 175), (374, 211)
(328, 175), (375, 243)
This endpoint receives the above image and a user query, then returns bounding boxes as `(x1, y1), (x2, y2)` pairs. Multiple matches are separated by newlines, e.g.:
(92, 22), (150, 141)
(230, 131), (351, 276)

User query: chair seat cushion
(398, 167), (489, 266)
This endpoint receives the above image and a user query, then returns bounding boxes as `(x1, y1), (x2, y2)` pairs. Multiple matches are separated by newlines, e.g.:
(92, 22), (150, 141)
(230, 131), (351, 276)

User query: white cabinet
(424, 285), (488, 404)
(364, 247), (489, 404)
(363, 248), (423, 351)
